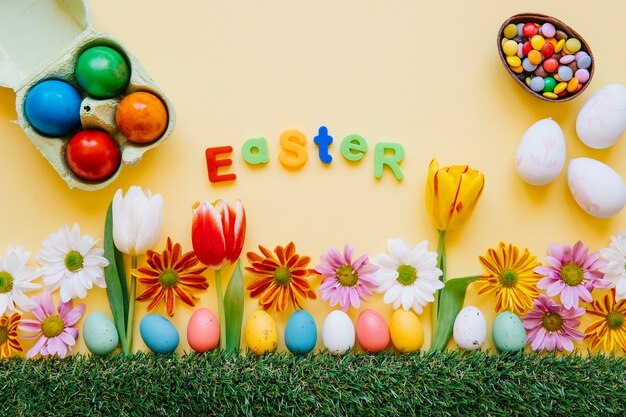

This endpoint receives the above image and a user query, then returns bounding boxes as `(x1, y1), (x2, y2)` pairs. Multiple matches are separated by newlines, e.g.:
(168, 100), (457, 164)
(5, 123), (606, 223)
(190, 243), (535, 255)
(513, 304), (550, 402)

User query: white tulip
(112, 186), (163, 256)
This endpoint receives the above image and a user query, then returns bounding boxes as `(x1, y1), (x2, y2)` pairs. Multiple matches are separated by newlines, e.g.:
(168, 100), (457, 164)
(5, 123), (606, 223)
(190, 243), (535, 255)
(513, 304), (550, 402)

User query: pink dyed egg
(355, 309), (390, 353)
(187, 308), (220, 352)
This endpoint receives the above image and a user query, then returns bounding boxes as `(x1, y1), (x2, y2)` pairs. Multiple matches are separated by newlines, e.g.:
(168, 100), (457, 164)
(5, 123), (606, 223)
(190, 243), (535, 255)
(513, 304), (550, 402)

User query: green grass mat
(1, 351), (624, 416)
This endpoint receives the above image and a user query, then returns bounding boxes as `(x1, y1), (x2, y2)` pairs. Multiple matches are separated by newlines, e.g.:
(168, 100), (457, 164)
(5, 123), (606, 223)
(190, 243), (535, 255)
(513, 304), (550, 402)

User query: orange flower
(136, 238), (209, 316)
(0, 313), (22, 358)
(246, 242), (316, 313)
(585, 290), (626, 353)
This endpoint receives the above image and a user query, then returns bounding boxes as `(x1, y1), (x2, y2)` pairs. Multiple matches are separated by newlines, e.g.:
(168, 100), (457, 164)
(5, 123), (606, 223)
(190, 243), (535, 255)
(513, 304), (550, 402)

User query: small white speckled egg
(322, 310), (355, 355)
(515, 118), (566, 186)
(453, 306), (487, 351)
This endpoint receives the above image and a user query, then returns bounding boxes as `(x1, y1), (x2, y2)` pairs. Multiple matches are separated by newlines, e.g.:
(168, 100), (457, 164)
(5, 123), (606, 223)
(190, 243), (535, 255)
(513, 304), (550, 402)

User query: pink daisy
(535, 241), (607, 309)
(18, 291), (85, 358)
(316, 245), (378, 311)
(522, 294), (584, 352)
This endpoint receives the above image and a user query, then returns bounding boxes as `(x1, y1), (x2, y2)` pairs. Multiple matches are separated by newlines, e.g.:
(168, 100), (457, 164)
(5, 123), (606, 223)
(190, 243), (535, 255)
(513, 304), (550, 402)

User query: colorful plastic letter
(279, 130), (308, 168)
(313, 126), (333, 164)
(374, 142), (405, 180)
(242, 137), (269, 165)
(205, 146), (236, 183)
(340, 134), (368, 162)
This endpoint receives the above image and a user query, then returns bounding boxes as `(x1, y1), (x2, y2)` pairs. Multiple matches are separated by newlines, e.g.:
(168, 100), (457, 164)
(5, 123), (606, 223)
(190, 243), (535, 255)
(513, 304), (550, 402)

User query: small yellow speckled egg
(245, 311), (278, 355)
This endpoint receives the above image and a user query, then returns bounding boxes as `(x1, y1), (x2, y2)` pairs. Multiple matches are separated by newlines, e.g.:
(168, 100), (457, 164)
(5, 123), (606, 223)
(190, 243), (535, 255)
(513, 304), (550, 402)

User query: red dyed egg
(66, 130), (120, 181)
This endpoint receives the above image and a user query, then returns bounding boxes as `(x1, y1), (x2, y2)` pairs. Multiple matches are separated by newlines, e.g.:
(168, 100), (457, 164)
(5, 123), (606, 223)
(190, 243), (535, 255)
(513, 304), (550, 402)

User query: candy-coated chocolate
(522, 58), (537, 72)
(554, 39), (565, 53)
(555, 30), (568, 40)
(517, 23), (525, 37)
(522, 23), (538, 38)
(522, 41), (532, 56)
(510, 65), (523, 74)
(541, 42), (554, 58)
(543, 77), (557, 92)
(530, 77), (545, 92)
(525, 77), (532, 87)
(116, 92), (168, 143)
(545, 37), (557, 47)
(503, 24), (518, 39)
(554, 82), (568, 94)
(558, 90), (568, 97)
(541, 23), (556, 38)
(528, 50), (542, 65)
(534, 66), (548, 78)
(543, 58), (559, 73)
(565, 38), (582, 54)
(506, 55), (521, 67)
(575, 68), (590, 83)
(567, 77), (580, 93)
(24, 80), (82, 136)
(530, 35), (545, 50)
(574, 83), (583, 93)
(554, 74), (563, 82)
(558, 66), (573, 82)
(502, 40), (518, 56)
(75, 46), (130, 99)
(543, 92), (558, 99)
(567, 62), (579, 72)
(577, 54), (592, 69)
(559, 55), (575, 65)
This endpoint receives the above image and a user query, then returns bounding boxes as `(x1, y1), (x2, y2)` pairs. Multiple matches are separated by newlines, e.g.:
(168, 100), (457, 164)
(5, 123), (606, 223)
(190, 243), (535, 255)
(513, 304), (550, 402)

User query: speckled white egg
(567, 158), (626, 218)
(453, 306), (487, 351)
(515, 118), (566, 185)
(576, 84), (626, 149)
(322, 310), (355, 355)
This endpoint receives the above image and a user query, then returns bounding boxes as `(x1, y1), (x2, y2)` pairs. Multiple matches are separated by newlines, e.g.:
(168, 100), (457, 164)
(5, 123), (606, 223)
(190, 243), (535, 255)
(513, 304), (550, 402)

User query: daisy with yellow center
(584, 290), (626, 353)
(477, 242), (541, 315)
(135, 238), (209, 316)
(246, 242), (317, 313)
(0, 313), (22, 358)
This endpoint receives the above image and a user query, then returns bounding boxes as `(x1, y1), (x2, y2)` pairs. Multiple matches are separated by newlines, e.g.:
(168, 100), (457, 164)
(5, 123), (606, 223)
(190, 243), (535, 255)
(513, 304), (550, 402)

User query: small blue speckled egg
(140, 314), (179, 354)
(492, 311), (527, 353)
(284, 310), (317, 355)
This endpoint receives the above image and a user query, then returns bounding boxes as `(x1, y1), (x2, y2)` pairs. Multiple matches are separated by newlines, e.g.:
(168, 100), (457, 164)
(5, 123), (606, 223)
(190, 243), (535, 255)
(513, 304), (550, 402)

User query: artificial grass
(1, 351), (624, 416)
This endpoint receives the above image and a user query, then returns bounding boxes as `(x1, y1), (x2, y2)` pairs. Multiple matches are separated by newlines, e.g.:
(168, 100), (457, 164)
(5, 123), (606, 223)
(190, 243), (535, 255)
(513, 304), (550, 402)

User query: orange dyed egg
(116, 91), (167, 143)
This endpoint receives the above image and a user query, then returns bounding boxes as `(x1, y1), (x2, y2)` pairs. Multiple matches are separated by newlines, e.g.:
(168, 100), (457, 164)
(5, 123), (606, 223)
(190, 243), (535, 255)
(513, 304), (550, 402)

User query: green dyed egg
(75, 46), (130, 98)
(83, 312), (119, 356)
(492, 311), (527, 353)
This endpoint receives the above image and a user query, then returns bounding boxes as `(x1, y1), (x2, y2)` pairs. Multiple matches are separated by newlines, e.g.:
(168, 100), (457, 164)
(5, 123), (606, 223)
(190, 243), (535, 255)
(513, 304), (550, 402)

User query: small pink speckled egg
(187, 308), (220, 352)
(356, 309), (390, 353)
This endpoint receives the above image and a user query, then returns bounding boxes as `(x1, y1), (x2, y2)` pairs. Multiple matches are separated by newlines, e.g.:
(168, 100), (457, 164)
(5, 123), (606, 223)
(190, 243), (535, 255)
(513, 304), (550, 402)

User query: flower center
(606, 311), (625, 329)
(541, 312), (563, 332)
(0, 272), (14, 293)
(0, 325), (8, 345)
(273, 266), (292, 286)
(41, 315), (65, 338)
(336, 265), (358, 287)
(397, 264), (417, 286)
(560, 263), (584, 287)
(499, 269), (518, 288)
(64, 250), (84, 272)
(159, 270), (179, 288)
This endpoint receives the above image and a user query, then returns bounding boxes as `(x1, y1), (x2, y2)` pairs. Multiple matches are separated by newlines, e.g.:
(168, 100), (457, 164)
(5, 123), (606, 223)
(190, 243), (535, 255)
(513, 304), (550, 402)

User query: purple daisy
(18, 291), (85, 358)
(522, 294), (584, 352)
(316, 245), (378, 311)
(535, 241), (607, 309)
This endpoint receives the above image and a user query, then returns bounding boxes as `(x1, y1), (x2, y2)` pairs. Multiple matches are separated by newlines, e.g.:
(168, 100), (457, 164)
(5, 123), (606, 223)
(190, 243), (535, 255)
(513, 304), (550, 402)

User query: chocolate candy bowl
(497, 13), (595, 102)
(0, 0), (176, 191)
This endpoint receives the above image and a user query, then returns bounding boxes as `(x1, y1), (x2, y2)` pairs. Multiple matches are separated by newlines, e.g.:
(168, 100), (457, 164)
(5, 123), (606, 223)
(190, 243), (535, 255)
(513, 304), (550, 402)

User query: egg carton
(0, 0), (176, 191)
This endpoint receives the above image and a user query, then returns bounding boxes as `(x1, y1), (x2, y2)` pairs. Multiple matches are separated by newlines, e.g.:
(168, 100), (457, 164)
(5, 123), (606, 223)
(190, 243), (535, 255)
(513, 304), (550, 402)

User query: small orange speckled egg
(116, 91), (167, 144)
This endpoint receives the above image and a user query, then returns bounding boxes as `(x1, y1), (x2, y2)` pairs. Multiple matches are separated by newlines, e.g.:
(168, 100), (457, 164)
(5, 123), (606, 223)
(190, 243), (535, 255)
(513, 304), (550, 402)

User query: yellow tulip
(425, 159), (485, 231)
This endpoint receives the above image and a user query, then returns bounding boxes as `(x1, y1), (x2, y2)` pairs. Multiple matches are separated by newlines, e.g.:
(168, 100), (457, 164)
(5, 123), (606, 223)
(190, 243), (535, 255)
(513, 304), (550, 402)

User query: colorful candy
(500, 20), (592, 100)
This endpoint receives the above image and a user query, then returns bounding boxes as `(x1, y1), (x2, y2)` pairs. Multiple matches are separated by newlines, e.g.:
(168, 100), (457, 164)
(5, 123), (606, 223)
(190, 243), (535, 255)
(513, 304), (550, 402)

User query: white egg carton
(0, 0), (176, 191)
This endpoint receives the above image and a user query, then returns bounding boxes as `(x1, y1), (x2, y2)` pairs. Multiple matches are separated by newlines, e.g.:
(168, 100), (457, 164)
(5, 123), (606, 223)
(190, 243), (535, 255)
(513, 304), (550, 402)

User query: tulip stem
(434, 229), (446, 321)
(215, 268), (226, 351)
(126, 256), (137, 354)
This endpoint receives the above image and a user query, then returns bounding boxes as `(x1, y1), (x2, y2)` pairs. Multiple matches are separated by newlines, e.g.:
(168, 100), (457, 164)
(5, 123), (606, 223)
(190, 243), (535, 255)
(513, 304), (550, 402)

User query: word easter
(205, 126), (405, 183)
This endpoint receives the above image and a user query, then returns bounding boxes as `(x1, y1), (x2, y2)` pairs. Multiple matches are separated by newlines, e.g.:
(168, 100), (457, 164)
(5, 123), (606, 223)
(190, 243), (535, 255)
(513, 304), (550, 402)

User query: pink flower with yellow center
(522, 294), (584, 352)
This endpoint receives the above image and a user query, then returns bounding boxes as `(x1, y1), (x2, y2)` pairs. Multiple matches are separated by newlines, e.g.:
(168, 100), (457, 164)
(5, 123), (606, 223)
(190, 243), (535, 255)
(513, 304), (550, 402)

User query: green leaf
(223, 260), (244, 353)
(104, 202), (128, 352)
(114, 240), (129, 328)
(430, 275), (479, 352)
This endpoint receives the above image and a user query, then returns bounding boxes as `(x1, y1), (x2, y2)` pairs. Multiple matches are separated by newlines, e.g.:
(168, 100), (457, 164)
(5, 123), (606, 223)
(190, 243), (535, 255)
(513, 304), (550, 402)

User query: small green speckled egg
(492, 311), (527, 353)
(83, 312), (119, 356)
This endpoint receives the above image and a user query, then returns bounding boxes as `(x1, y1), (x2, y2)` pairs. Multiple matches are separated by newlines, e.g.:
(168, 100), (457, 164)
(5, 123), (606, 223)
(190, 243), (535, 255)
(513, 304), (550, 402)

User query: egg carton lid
(0, 0), (92, 91)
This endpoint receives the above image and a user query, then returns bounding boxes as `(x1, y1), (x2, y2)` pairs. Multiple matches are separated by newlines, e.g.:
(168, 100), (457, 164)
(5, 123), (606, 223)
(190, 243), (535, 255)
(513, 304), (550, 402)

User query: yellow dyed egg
(245, 311), (278, 355)
(389, 310), (423, 353)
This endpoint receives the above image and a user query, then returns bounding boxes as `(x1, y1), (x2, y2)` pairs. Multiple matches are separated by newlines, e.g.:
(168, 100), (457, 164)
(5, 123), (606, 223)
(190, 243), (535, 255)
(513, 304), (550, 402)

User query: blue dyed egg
(139, 314), (179, 354)
(24, 80), (82, 136)
(284, 310), (317, 355)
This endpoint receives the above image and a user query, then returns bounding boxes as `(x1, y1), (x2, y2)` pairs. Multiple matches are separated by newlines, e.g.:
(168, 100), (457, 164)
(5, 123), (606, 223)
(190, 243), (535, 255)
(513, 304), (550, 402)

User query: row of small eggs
(81, 306), (527, 355)
(515, 84), (626, 218)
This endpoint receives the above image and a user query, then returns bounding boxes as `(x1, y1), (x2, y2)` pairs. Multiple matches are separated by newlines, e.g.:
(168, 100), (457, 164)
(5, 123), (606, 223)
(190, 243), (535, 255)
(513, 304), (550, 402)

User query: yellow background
(0, 0), (625, 355)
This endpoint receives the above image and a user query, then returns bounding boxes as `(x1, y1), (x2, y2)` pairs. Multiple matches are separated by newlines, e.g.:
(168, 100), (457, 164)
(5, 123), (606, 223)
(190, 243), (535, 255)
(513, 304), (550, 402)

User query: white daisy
(599, 229), (626, 301)
(0, 245), (41, 315)
(371, 239), (443, 314)
(37, 224), (109, 302)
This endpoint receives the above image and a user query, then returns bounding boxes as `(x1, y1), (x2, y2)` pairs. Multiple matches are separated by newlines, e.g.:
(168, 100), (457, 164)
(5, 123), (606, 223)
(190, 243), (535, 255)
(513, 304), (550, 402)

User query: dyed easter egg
(576, 84), (626, 149)
(515, 118), (566, 186)
(82, 312), (118, 356)
(492, 311), (527, 353)
(140, 314), (180, 354)
(24, 80), (82, 136)
(245, 311), (278, 355)
(453, 306), (487, 351)
(187, 308), (220, 353)
(322, 310), (355, 354)
(567, 158), (626, 218)
(355, 309), (390, 353)
(115, 92), (168, 144)
(66, 130), (121, 181)
(389, 310), (423, 353)
(75, 46), (130, 98)
(284, 310), (317, 355)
